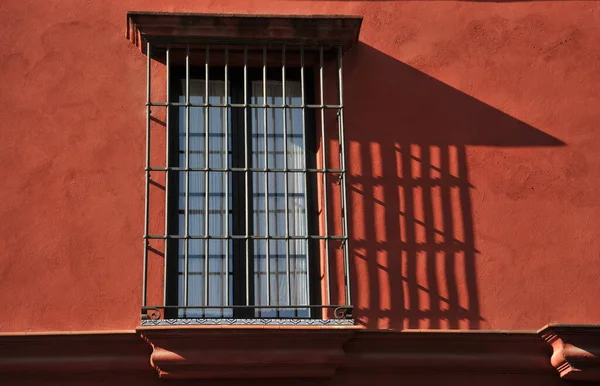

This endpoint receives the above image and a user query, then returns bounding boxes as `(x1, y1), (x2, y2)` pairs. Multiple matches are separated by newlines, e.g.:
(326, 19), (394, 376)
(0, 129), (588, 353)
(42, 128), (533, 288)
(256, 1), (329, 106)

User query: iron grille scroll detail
(141, 39), (353, 324)
(141, 306), (353, 325)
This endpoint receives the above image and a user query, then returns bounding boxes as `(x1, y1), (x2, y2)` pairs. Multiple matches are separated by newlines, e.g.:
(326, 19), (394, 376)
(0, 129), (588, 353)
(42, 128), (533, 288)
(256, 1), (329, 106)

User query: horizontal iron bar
(148, 167), (345, 173)
(180, 210), (304, 216)
(145, 235), (348, 240)
(148, 102), (343, 109)
(144, 305), (350, 310)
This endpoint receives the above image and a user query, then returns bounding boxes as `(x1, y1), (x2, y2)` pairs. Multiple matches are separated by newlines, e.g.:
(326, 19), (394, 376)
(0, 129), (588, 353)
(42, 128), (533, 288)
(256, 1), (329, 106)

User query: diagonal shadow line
(344, 42), (564, 330)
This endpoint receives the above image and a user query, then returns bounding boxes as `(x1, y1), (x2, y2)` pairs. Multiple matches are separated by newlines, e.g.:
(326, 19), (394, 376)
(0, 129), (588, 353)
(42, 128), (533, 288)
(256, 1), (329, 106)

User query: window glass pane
(178, 80), (230, 314)
(176, 78), (309, 317)
(251, 80), (308, 314)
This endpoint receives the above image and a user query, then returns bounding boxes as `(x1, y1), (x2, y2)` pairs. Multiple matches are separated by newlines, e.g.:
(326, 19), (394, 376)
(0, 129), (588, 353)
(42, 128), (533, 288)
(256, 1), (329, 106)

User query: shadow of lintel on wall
(344, 43), (564, 330)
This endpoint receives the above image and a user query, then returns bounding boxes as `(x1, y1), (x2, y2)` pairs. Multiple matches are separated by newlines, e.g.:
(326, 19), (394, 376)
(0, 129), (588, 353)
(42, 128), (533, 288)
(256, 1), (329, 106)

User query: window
(166, 61), (317, 319)
(129, 12), (362, 325)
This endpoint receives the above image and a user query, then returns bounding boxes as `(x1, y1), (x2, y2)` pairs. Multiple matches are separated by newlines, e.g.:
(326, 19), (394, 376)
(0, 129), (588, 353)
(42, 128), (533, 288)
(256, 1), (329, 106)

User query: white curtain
(251, 80), (308, 318)
(177, 79), (308, 318)
(178, 80), (231, 318)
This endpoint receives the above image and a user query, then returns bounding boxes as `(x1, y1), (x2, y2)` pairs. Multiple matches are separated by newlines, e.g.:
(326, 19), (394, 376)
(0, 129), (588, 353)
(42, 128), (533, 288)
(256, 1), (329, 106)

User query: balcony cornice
(1, 325), (599, 381)
(138, 325), (360, 379)
(343, 329), (553, 374)
(0, 331), (151, 375)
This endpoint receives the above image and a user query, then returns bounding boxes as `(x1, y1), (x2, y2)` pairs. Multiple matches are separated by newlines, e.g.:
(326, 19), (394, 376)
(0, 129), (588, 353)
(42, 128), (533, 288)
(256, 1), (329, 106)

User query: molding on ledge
(343, 330), (553, 374)
(539, 324), (600, 381)
(0, 331), (151, 374)
(3, 325), (600, 380)
(137, 325), (359, 379)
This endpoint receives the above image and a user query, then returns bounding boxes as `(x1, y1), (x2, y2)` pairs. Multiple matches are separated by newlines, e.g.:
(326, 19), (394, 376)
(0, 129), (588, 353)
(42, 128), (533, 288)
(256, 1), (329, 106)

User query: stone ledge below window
(137, 325), (360, 379)
(2, 325), (599, 381)
(140, 317), (355, 327)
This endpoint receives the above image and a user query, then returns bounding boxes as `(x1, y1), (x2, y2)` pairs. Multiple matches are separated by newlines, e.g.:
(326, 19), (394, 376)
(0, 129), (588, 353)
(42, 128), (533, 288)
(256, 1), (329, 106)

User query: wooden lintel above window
(126, 11), (362, 53)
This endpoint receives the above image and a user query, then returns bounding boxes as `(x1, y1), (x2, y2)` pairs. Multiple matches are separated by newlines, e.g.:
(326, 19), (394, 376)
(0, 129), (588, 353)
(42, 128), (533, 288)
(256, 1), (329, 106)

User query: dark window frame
(164, 63), (321, 319)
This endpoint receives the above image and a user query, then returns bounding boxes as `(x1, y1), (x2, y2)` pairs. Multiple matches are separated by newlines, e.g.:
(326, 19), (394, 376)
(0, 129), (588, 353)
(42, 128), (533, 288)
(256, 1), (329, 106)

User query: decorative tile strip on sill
(140, 318), (355, 326)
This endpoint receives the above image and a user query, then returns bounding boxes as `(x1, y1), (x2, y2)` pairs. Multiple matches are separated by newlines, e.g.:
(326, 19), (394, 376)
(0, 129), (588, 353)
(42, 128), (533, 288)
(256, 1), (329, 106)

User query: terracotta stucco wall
(1, 0), (599, 332)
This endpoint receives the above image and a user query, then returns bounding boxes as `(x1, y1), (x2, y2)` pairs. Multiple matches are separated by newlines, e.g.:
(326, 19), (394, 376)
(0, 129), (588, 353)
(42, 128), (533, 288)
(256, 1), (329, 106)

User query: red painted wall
(1, 0), (599, 332)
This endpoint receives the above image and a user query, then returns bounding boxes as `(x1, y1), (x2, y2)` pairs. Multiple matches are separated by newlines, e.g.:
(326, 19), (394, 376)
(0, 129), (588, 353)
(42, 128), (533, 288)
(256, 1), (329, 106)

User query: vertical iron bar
(142, 41), (151, 307)
(282, 46), (291, 309)
(204, 45), (210, 310)
(163, 44), (170, 305)
(338, 46), (351, 307)
(300, 46), (310, 313)
(224, 45), (229, 311)
(319, 46), (331, 307)
(184, 44), (190, 311)
(263, 45), (270, 308)
(244, 45), (250, 307)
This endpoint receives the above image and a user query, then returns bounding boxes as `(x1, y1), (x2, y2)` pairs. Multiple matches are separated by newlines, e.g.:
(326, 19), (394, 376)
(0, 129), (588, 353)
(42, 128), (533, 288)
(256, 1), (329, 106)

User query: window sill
(141, 317), (355, 327)
(137, 324), (361, 379)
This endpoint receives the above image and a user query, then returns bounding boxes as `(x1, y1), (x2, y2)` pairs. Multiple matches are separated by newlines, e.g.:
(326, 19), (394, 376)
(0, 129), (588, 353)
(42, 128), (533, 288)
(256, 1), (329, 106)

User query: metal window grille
(141, 42), (352, 325)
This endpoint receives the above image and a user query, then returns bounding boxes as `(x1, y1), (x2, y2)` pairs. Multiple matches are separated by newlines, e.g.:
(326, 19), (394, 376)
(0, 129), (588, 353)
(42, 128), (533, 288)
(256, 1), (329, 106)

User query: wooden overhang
(127, 11), (363, 54)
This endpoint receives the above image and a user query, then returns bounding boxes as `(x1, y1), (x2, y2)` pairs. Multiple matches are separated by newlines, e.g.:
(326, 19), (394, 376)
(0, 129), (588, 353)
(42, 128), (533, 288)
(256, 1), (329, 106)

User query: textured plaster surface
(1, 0), (599, 332)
